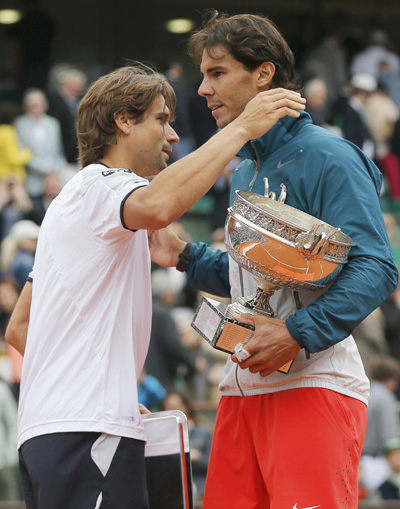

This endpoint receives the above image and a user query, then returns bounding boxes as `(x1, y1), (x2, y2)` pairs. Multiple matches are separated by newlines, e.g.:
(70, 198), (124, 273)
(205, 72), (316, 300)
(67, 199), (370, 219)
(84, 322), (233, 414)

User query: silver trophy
(191, 179), (355, 373)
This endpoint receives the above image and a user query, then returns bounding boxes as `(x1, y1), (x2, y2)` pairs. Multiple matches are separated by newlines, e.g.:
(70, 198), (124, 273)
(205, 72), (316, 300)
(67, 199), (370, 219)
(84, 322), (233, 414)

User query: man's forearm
(286, 255), (398, 353)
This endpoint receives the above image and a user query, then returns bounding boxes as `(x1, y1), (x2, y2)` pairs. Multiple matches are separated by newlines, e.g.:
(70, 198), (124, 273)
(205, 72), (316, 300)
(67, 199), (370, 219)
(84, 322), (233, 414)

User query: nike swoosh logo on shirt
(277, 158), (296, 168)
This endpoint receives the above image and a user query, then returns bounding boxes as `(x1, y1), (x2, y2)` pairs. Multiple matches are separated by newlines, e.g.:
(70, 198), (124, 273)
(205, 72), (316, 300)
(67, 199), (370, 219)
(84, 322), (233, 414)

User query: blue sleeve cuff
(187, 242), (230, 297)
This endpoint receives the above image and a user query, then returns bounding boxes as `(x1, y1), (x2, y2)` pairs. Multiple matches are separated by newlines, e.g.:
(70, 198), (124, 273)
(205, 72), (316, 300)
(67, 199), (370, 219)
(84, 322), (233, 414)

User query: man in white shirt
(5, 64), (305, 508)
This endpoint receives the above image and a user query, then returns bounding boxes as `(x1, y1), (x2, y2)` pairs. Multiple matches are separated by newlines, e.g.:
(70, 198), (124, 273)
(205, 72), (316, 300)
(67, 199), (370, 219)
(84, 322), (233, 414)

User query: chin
(216, 116), (234, 129)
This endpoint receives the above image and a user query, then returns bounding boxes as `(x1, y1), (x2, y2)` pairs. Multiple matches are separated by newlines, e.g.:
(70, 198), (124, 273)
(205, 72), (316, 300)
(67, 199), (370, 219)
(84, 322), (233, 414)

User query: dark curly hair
(189, 10), (301, 92)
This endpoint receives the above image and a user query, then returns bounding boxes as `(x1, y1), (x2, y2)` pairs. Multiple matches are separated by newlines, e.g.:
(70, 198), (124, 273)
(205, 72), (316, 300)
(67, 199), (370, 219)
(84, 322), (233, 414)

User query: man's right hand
(231, 312), (301, 377)
(232, 88), (306, 141)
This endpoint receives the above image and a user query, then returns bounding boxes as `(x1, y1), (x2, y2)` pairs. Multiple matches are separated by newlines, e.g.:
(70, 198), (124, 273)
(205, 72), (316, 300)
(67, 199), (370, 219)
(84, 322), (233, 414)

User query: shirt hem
(18, 419), (146, 449)
(219, 380), (369, 406)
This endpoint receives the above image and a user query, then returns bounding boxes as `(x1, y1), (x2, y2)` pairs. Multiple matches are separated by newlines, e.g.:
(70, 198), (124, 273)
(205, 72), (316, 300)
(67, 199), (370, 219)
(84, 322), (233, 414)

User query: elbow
(149, 214), (174, 231)
(384, 262), (399, 298)
(5, 323), (17, 349)
(5, 321), (25, 355)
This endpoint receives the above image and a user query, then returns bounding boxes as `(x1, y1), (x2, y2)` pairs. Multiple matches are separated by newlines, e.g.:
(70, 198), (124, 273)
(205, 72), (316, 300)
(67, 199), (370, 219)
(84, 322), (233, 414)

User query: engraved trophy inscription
(191, 179), (355, 374)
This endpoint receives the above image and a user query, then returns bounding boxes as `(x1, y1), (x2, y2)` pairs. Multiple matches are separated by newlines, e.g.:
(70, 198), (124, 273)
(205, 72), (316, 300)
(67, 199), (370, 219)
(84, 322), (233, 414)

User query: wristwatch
(176, 242), (192, 272)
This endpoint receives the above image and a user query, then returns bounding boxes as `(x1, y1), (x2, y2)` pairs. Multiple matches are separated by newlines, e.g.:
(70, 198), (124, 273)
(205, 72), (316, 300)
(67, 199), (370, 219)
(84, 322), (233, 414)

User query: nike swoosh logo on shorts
(293, 504), (321, 509)
(277, 158), (295, 168)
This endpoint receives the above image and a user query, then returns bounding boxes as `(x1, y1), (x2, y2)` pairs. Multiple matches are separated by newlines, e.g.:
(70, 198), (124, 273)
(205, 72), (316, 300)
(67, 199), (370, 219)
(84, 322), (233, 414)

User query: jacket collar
(238, 111), (313, 160)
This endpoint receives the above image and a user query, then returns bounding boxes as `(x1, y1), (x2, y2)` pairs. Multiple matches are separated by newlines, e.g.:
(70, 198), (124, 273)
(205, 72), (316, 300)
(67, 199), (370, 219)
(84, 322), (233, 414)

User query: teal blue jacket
(187, 112), (398, 353)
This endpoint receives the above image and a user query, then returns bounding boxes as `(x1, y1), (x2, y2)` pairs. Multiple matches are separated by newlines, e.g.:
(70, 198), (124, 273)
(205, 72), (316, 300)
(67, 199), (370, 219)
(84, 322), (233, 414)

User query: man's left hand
(231, 313), (301, 377)
(148, 224), (186, 267)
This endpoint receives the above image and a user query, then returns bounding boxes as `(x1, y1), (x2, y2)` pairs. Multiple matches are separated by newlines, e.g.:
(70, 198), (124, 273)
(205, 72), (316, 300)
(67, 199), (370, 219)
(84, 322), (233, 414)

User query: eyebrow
(201, 65), (227, 76)
(156, 111), (170, 122)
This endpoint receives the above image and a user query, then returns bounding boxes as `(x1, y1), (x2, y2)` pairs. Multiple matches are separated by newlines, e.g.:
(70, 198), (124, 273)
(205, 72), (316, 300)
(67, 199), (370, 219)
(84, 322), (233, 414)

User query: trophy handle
(263, 178), (287, 203)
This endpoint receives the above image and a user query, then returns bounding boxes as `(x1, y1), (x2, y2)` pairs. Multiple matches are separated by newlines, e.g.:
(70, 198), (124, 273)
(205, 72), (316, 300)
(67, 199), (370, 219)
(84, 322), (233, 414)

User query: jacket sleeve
(187, 242), (231, 298)
(286, 145), (399, 353)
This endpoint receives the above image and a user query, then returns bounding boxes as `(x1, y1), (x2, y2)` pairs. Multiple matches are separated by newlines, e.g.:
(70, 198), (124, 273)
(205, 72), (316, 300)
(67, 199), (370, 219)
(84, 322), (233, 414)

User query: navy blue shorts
(19, 432), (150, 509)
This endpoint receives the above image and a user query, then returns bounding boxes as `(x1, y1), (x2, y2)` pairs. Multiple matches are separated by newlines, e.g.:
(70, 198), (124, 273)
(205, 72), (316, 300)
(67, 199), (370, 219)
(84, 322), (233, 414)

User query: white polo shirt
(18, 163), (152, 448)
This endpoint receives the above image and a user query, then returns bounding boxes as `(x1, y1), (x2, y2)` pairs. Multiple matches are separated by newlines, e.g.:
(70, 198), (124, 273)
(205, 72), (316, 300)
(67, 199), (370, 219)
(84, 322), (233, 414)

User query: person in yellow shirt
(0, 102), (31, 180)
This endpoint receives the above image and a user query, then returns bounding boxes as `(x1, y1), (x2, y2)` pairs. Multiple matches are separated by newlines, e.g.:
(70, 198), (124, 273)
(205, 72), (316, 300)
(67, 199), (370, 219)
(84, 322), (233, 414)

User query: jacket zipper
(234, 141), (261, 396)
(248, 141), (260, 191)
(235, 267), (246, 396)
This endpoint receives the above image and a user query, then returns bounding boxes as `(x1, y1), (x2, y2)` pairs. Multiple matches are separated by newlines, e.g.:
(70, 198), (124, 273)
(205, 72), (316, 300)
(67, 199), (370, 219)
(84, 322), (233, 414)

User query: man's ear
(256, 62), (275, 90)
(114, 111), (132, 135)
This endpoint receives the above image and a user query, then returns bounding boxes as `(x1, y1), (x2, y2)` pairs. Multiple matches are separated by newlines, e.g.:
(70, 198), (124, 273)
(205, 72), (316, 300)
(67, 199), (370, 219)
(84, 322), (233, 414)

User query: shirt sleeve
(187, 243), (231, 298)
(82, 166), (149, 240)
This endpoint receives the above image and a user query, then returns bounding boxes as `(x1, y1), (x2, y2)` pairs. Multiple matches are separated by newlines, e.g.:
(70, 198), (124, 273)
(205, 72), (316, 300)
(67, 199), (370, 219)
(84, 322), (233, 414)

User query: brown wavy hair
(77, 64), (176, 168)
(189, 10), (301, 92)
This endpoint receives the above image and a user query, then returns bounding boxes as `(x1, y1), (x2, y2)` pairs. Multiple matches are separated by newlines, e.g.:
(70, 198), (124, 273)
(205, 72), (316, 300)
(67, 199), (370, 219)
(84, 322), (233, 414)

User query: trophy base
(191, 296), (293, 374)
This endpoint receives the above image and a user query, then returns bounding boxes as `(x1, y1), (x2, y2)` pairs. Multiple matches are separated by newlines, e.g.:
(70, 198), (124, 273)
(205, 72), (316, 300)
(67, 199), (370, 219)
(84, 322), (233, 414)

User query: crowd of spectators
(0, 22), (399, 506)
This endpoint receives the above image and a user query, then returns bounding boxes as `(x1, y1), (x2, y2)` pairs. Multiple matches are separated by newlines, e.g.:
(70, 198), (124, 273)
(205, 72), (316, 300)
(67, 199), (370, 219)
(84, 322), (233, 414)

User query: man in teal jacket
(150, 11), (398, 509)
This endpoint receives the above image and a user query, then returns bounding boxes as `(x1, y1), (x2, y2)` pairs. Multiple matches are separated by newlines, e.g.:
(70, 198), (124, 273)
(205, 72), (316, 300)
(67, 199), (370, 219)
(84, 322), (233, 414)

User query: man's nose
(167, 125), (179, 144)
(198, 78), (212, 97)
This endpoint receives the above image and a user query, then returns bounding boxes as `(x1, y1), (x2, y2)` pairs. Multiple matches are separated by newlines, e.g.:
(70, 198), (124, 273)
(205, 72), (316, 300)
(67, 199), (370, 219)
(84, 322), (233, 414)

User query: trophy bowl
(225, 188), (355, 316)
(191, 180), (355, 373)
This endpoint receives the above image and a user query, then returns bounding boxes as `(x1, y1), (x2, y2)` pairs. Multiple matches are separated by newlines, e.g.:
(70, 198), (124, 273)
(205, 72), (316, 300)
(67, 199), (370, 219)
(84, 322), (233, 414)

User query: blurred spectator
(377, 437), (400, 500)
(365, 82), (400, 200)
(350, 29), (400, 78)
(0, 220), (40, 290)
(381, 278), (400, 362)
(363, 355), (400, 458)
(365, 81), (399, 151)
(207, 157), (238, 231)
(137, 369), (166, 411)
(189, 84), (217, 149)
(0, 277), (23, 401)
(0, 378), (20, 500)
(145, 269), (197, 389)
(162, 390), (213, 500)
(5, 0), (56, 93)
(48, 68), (87, 165)
(0, 176), (33, 241)
(15, 88), (66, 197)
(0, 278), (20, 340)
(171, 306), (212, 402)
(0, 102), (32, 182)
(341, 73), (376, 159)
(303, 78), (330, 127)
(378, 61), (400, 112)
(391, 119), (400, 176)
(383, 212), (397, 244)
(163, 62), (195, 162)
(352, 307), (389, 378)
(25, 171), (62, 226)
(300, 29), (347, 105)
(5, 344), (23, 403)
(0, 278), (23, 401)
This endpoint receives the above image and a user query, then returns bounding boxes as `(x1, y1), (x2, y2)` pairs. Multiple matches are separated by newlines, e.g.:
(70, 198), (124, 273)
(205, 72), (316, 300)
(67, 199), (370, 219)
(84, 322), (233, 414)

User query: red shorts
(203, 388), (367, 509)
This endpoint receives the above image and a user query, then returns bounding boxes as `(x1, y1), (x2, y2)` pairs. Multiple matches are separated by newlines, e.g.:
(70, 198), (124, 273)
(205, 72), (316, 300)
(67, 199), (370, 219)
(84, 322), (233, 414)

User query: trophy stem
(237, 287), (276, 317)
